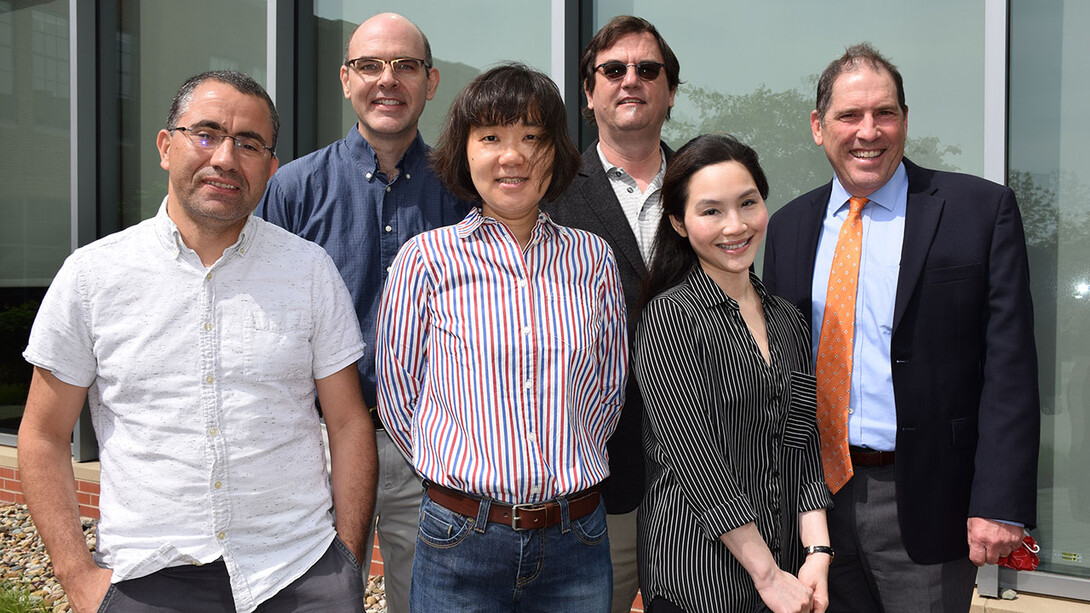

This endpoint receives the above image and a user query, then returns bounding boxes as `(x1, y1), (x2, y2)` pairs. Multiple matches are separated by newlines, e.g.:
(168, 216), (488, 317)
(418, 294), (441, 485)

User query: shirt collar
(456, 207), (559, 245)
(346, 125), (428, 181)
(595, 141), (667, 189)
(687, 265), (769, 311)
(153, 195), (259, 262)
(829, 161), (907, 215)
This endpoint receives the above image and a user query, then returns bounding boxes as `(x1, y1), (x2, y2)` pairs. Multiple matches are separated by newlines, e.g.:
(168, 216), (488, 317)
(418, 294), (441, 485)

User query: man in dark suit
(541, 15), (678, 613)
(763, 43), (1040, 612)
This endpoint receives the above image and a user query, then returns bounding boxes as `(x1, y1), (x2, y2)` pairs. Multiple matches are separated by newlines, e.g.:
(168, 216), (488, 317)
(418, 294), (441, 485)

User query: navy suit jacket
(541, 142), (672, 514)
(763, 158), (1040, 564)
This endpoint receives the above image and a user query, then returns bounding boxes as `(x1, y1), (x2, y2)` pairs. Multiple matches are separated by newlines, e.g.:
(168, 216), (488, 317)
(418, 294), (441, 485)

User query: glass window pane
(310, 2), (552, 148)
(1011, 0), (1090, 581)
(0, 0), (70, 435)
(593, 0), (986, 219)
(116, 0), (268, 227)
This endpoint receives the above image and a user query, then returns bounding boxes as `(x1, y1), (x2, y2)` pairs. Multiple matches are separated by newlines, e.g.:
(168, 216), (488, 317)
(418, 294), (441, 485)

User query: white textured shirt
(596, 142), (666, 263)
(24, 199), (365, 613)
(376, 209), (628, 504)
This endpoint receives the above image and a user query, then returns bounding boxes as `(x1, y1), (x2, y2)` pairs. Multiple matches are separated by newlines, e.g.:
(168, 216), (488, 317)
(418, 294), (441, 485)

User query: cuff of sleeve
(22, 352), (96, 388)
(696, 495), (757, 542)
(797, 480), (834, 513)
(314, 345), (366, 380)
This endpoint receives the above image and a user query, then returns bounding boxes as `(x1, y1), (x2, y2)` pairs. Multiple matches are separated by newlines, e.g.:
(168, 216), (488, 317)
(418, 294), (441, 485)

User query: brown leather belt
(426, 482), (600, 531)
(850, 446), (896, 467)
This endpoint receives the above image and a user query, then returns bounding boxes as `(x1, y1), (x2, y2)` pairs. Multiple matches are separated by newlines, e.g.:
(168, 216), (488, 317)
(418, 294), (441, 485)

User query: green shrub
(0, 582), (50, 613)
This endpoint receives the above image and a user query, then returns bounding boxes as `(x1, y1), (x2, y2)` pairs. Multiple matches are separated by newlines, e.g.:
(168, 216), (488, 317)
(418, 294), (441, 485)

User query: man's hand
(967, 517), (1024, 566)
(316, 364), (377, 564)
(63, 566), (112, 613)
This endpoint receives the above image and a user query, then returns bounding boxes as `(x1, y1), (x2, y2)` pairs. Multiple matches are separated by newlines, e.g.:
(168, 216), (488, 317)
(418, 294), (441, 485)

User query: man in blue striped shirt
(256, 13), (469, 613)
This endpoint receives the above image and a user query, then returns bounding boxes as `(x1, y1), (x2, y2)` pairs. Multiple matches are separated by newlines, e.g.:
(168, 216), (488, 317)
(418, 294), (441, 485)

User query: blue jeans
(410, 491), (612, 613)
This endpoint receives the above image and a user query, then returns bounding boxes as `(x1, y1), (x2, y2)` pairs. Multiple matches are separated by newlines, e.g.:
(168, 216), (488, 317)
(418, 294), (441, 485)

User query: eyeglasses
(595, 61), (666, 82)
(344, 56), (429, 79)
(170, 126), (274, 159)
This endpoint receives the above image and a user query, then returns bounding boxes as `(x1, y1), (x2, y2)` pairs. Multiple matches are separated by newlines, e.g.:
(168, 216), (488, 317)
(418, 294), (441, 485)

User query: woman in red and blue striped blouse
(376, 63), (629, 613)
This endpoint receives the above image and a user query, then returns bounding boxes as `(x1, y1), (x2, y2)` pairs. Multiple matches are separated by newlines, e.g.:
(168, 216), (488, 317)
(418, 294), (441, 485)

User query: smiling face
(157, 80), (278, 233)
(340, 13), (438, 145)
(584, 32), (675, 143)
(812, 65), (907, 198)
(671, 161), (768, 291)
(467, 121), (552, 226)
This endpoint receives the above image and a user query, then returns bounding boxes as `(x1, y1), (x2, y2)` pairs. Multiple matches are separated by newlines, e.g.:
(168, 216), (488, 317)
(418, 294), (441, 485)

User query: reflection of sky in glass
(596, 0), (986, 175)
(314, 0), (551, 72)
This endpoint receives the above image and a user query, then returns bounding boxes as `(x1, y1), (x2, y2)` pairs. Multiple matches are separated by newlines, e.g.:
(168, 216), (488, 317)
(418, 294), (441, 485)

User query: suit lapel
(893, 160), (944, 331)
(793, 184), (831, 322)
(578, 146), (649, 278)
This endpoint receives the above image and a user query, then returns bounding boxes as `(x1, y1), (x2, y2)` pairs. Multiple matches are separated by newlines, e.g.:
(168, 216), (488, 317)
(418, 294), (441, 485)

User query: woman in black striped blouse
(634, 134), (833, 613)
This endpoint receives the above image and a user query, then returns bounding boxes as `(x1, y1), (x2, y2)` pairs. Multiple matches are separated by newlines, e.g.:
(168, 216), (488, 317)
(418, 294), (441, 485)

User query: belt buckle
(510, 502), (546, 530)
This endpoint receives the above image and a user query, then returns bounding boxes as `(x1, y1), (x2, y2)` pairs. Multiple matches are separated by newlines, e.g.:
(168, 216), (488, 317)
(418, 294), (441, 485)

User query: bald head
(345, 12), (432, 68)
(339, 11), (440, 152)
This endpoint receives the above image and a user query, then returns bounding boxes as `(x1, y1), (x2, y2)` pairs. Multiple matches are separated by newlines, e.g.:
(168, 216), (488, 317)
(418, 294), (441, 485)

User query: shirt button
(848, 408), (854, 415)
(385, 225), (393, 233)
(205, 273), (212, 281)
(627, 187), (634, 193)
(385, 186), (392, 193)
(405, 173), (412, 180)
(366, 172), (373, 179)
(204, 322), (213, 331)
(217, 531), (226, 540)
(524, 380), (532, 390)
(205, 375), (214, 384)
(190, 560), (202, 566)
(517, 279), (527, 288)
(209, 428), (218, 437)
(386, 266), (393, 273)
(238, 248), (245, 255)
(213, 481), (223, 489)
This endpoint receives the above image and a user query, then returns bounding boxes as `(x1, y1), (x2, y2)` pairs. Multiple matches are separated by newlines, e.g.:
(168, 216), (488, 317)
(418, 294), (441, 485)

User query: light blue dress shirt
(810, 163), (907, 451)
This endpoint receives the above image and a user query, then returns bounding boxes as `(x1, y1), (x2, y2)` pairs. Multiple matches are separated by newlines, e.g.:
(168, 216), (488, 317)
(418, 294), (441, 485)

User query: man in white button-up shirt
(18, 71), (376, 613)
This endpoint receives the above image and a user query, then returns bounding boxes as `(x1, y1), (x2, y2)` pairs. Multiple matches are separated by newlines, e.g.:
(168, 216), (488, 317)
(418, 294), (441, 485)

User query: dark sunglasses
(595, 61), (666, 82)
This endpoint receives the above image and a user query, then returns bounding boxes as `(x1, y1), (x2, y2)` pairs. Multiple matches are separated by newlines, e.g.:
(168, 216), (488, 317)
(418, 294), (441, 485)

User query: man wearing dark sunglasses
(541, 14), (680, 613)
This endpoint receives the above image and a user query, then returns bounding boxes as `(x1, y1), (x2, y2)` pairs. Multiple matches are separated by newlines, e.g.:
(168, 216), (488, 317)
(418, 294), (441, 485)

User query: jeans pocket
(417, 494), (475, 549)
(571, 500), (608, 546)
(96, 584), (117, 613)
(332, 535), (362, 571)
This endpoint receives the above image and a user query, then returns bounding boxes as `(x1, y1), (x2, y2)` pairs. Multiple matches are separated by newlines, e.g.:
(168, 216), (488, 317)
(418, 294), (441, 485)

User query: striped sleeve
(635, 294), (756, 541)
(591, 245), (628, 444)
(375, 237), (432, 461)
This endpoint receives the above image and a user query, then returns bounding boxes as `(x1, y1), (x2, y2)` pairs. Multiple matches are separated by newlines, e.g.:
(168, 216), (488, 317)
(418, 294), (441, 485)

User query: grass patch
(0, 581), (49, 613)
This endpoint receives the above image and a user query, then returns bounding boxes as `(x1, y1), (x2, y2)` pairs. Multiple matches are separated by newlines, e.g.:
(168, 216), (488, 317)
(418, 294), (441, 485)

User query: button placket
(200, 269), (230, 554)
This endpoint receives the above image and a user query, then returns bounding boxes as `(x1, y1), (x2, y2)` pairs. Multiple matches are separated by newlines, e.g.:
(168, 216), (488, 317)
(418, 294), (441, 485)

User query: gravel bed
(1, 503), (387, 612)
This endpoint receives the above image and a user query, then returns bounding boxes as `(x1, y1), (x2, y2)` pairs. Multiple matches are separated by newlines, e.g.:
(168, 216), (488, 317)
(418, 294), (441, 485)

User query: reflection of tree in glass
(1015, 166), (1090, 521)
(663, 82), (962, 210)
(1011, 168), (1090, 424)
(1009, 169), (1059, 249)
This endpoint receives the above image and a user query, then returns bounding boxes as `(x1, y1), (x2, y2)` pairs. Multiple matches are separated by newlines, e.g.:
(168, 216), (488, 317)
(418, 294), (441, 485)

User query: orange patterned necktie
(815, 196), (868, 494)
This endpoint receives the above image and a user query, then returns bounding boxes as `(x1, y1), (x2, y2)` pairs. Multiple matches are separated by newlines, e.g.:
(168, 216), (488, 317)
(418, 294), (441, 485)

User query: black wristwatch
(804, 545), (835, 560)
